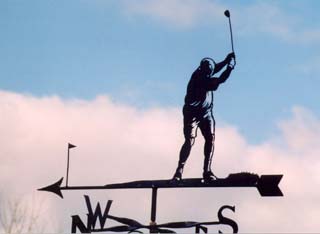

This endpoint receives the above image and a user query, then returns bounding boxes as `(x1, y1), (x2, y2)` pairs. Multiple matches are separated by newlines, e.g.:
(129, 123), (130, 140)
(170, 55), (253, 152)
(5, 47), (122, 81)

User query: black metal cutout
(38, 173), (283, 198)
(71, 195), (238, 233)
(224, 10), (235, 60)
(173, 10), (236, 182)
(66, 143), (77, 187)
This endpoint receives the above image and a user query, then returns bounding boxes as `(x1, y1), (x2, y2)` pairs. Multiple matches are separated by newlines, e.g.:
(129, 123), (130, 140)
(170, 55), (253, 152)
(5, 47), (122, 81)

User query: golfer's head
(200, 57), (215, 76)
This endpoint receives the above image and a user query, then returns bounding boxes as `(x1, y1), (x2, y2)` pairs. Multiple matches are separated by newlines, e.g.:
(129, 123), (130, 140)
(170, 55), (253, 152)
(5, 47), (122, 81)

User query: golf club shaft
(228, 17), (234, 53)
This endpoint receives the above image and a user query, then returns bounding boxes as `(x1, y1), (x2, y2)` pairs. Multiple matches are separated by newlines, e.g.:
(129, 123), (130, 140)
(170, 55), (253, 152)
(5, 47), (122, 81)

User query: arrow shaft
(59, 183), (256, 191)
(61, 186), (108, 190)
(39, 174), (283, 198)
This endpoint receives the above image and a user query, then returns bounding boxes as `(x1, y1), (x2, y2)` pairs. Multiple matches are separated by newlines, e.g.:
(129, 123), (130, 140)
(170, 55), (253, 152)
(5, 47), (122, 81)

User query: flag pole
(66, 143), (76, 187)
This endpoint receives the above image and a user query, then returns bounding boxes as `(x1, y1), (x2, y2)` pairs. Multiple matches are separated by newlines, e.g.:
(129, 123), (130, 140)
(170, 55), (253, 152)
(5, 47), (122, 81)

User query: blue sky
(1, 0), (320, 143)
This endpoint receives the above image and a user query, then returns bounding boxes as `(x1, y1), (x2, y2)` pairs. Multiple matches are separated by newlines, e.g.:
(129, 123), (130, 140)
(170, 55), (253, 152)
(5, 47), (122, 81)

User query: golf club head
(224, 10), (230, 18)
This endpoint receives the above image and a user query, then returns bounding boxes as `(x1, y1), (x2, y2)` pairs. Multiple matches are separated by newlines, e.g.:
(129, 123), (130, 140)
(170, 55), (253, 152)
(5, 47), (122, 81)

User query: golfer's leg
(200, 113), (215, 174)
(173, 114), (197, 179)
(178, 136), (195, 166)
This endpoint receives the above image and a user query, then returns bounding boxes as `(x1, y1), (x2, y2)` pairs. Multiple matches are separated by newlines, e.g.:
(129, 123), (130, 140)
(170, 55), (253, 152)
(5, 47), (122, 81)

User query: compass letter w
(71, 195), (112, 233)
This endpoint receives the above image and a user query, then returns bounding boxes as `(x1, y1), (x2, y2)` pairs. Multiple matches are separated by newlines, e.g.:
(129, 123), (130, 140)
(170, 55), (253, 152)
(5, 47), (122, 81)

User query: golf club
(224, 10), (235, 63)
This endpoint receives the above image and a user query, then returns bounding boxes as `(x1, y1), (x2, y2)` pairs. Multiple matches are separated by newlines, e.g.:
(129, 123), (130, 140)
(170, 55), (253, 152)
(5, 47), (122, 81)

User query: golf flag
(68, 143), (76, 149)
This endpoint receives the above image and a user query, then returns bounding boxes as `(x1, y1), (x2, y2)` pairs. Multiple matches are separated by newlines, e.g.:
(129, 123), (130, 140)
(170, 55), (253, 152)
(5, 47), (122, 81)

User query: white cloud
(238, 2), (294, 39)
(121, 0), (226, 28)
(1, 90), (320, 232)
(279, 106), (320, 153)
(121, 0), (320, 44)
(239, 2), (320, 44)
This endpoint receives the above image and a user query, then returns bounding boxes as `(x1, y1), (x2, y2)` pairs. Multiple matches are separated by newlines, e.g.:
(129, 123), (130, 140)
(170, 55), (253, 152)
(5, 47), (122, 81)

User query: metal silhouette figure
(173, 53), (236, 182)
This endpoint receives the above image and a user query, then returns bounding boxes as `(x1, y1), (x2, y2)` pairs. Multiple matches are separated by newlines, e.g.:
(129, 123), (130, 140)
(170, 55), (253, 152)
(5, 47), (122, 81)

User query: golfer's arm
(214, 59), (228, 73)
(218, 65), (233, 84)
(208, 66), (233, 90)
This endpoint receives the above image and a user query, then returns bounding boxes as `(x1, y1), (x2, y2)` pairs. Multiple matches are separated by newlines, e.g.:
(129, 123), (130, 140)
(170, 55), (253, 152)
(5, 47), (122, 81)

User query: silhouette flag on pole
(68, 143), (76, 149)
(66, 143), (76, 187)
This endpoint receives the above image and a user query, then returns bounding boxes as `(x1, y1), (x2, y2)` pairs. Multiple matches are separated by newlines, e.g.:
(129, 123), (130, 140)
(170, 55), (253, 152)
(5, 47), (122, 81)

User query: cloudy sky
(1, 0), (320, 233)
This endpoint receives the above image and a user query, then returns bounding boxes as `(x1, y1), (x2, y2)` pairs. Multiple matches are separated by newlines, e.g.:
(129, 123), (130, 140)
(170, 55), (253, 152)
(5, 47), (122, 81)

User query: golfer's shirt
(184, 69), (218, 112)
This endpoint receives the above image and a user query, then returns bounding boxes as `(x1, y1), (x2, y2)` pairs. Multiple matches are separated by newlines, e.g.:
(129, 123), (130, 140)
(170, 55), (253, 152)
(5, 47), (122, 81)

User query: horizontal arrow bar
(38, 173), (283, 198)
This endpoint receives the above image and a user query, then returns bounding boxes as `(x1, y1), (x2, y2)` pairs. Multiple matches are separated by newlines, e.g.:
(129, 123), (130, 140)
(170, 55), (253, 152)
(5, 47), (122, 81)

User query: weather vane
(39, 10), (283, 233)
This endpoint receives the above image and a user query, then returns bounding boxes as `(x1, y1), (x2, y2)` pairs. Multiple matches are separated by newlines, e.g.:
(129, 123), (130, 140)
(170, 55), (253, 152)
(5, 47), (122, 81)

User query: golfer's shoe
(172, 170), (182, 182)
(203, 171), (218, 183)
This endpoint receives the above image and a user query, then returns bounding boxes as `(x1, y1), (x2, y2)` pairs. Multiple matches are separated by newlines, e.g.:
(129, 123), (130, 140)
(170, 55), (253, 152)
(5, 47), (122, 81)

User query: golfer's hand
(226, 52), (235, 63)
(228, 57), (236, 69)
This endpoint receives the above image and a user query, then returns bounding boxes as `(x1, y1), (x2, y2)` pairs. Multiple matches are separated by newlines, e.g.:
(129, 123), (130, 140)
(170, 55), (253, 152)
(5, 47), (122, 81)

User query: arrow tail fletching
(257, 175), (283, 197)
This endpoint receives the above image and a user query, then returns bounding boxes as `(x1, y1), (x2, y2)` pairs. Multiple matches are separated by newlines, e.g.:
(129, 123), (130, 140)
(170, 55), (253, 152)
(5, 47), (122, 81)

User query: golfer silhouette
(173, 52), (236, 182)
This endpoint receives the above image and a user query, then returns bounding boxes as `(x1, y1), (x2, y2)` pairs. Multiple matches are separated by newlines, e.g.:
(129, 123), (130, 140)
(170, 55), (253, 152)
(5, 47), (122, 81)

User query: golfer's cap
(200, 57), (216, 68)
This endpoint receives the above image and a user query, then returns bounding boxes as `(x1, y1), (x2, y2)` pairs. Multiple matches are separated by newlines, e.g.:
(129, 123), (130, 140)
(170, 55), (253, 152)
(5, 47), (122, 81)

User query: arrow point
(38, 177), (64, 198)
